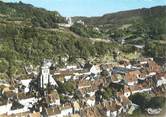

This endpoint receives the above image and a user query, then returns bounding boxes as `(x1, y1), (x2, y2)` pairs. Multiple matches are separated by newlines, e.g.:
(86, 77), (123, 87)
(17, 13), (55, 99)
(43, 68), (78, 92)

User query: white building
(40, 61), (58, 88)
(60, 105), (73, 116)
(21, 79), (32, 93)
(157, 77), (166, 87)
(86, 97), (96, 107)
(90, 65), (100, 77)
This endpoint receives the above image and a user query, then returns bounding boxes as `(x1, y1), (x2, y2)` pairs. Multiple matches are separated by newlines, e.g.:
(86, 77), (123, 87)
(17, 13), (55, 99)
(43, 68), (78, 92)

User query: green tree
(102, 87), (113, 99)
(0, 58), (9, 73)
(129, 93), (150, 109)
(147, 96), (166, 108)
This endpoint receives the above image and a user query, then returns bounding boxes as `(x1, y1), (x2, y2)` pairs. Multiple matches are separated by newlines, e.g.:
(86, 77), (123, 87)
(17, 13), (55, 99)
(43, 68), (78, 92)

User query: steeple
(40, 59), (58, 89)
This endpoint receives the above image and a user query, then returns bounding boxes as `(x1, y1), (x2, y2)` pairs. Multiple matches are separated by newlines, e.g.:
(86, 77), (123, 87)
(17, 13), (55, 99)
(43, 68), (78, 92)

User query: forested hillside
(0, 1), (66, 28)
(0, 1), (119, 79)
(72, 6), (166, 58)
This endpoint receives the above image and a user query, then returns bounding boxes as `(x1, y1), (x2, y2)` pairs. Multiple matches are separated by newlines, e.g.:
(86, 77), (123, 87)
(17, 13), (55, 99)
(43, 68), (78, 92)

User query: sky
(3, 0), (166, 17)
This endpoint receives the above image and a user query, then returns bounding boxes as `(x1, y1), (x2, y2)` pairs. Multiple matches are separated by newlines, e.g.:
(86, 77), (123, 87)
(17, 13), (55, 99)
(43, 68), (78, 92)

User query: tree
(129, 93), (150, 109)
(56, 81), (76, 94)
(0, 58), (9, 73)
(102, 87), (113, 99)
(147, 96), (166, 109)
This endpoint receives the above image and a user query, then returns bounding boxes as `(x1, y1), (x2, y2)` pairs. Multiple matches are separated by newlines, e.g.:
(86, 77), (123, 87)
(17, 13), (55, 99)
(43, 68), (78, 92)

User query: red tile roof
(124, 70), (141, 82)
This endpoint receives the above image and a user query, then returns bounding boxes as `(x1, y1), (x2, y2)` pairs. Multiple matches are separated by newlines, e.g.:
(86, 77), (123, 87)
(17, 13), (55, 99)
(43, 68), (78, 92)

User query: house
(66, 65), (78, 70)
(0, 112), (40, 117)
(111, 74), (123, 83)
(79, 87), (96, 97)
(17, 92), (33, 100)
(80, 107), (103, 117)
(90, 65), (101, 77)
(124, 83), (152, 97)
(48, 90), (60, 106)
(92, 76), (108, 89)
(102, 96), (132, 117)
(77, 76), (107, 97)
(100, 63), (113, 71)
(124, 70), (141, 86)
(70, 114), (80, 117)
(112, 68), (141, 86)
(54, 68), (82, 83)
(24, 65), (33, 75)
(138, 58), (161, 74)
(72, 101), (80, 113)
(47, 106), (61, 117)
(87, 91), (96, 97)
(60, 103), (73, 116)
(77, 80), (91, 90)
(147, 60), (161, 73)
(20, 79), (32, 93)
(119, 95), (132, 113)
(86, 96), (96, 107)
(124, 85), (144, 97)
(2, 88), (16, 100)
(0, 97), (38, 116)
(76, 20), (85, 25)
(64, 75), (72, 82)
(156, 73), (166, 87)
(0, 90), (66, 117)
(54, 69), (74, 83)
(99, 100), (120, 117)
(112, 67), (129, 74)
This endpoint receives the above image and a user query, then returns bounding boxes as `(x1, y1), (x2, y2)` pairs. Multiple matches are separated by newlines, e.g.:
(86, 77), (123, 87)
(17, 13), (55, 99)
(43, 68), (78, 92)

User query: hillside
(72, 6), (166, 38)
(72, 6), (166, 27)
(0, 1), (121, 79)
(72, 6), (166, 58)
(0, 1), (66, 28)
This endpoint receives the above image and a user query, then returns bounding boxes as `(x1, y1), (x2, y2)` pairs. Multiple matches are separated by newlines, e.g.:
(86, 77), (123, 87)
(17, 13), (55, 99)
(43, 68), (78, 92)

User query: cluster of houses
(0, 58), (165, 117)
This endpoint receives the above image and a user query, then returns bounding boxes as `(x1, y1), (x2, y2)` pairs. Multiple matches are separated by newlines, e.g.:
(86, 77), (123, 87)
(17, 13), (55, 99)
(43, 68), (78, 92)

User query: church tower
(40, 60), (58, 88)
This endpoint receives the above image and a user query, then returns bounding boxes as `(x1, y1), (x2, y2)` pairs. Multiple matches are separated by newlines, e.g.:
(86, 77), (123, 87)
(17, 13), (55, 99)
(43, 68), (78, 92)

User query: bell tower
(40, 60), (58, 88)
